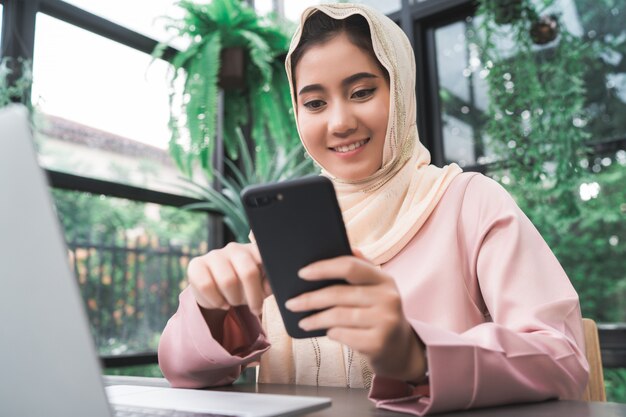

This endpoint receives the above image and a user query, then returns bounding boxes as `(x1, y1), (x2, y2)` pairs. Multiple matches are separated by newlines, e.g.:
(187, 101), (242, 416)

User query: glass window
(255, 0), (400, 21)
(435, 18), (492, 167)
(435, 5), (626, 167)
(52, 188), (208, 356)
(60, 0), (187, 50)
(32, 13), (203, 194)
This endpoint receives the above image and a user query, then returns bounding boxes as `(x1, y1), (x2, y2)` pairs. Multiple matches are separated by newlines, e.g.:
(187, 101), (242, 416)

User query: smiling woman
(158, 4), (589, 416)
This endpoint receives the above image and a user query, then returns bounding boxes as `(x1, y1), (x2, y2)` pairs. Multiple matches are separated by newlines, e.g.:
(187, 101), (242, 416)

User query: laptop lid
(0, 105), (112, 417)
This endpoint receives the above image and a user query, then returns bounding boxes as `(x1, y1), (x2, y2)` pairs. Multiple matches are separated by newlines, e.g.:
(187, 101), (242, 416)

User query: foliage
(154, 0), (301, 178)
(474, 0), (626, 322)
(176, 129), (314, 243)
(605, 368), (626, 403)
(51, 189), (208, 354)
(0, 57), (33, 111)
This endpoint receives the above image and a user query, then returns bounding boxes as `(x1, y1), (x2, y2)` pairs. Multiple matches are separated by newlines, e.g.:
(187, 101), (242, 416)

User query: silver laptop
(0, 104), (330, 417)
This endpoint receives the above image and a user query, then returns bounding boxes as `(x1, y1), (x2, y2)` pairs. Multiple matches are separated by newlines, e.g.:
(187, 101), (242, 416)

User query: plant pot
(530, 15), (559, 45)
(219, 47), (246, 90)
(489, 0), (524, 25)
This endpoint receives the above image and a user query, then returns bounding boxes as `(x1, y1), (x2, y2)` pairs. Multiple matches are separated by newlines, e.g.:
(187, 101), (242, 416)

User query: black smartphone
(241, 175), (352, 339)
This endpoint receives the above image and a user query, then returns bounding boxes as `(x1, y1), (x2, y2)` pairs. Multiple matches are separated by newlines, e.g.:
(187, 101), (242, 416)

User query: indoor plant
(154, 0), (301, 179)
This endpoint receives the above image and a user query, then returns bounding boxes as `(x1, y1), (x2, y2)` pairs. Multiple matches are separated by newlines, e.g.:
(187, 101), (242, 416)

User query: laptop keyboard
(112, 404), (238, 417)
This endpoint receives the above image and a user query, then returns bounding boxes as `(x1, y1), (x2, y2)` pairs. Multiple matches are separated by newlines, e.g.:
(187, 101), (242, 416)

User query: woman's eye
(352, 88), (376, 99)
(304, 100), (325, 110)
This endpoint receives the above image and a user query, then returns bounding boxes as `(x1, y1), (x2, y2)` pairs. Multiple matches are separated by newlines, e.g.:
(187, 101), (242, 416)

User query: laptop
(0, 104), (331, 417)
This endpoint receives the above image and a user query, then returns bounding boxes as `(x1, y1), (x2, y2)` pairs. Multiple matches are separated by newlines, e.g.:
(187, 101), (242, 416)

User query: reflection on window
(435, 4), (626, 167)
(52, 188), (208, 355)
(256, 0), (401, 21)
(32, 13), (198, 194)
(436, 18), (491, 167)
(60, 0), (187, 49)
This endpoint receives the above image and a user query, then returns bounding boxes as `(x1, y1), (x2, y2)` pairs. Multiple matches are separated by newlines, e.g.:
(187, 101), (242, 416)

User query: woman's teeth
(333, 138), (369, 153)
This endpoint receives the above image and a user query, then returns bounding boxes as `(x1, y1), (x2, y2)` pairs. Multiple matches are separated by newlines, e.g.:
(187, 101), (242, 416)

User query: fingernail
(299, 319), (311, 330)
(298, 267), (312, 278)
(285, 299), (298, 310)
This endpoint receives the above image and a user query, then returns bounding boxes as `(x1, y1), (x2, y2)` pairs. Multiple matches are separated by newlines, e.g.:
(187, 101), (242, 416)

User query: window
(32, 13), (204, 194)
(53, 188), (208, 355)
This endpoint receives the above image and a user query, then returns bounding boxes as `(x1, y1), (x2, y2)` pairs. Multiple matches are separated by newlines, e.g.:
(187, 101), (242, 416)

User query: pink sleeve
(369, 175), (588, 415)
(157, 287), (270, 388)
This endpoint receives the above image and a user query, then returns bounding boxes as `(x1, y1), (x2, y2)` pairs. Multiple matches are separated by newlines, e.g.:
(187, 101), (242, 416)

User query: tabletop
(103, 376), (626, 417)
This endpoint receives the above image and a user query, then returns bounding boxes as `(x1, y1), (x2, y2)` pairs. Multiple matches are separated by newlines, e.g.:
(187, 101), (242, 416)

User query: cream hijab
(258, 3), (462, 388)
(285, 3), (462, 265)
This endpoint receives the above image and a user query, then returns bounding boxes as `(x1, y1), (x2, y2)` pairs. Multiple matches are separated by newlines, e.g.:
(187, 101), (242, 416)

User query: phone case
(241, 175), (352, 339)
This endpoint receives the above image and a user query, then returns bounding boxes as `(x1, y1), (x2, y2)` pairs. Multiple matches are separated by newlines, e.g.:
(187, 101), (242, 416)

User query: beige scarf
(259, 3), (462, 388)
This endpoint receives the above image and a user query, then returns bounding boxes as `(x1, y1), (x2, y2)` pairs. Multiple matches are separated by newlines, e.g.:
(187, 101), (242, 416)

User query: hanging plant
(530, 14), (559, 45)
(154, 0), (302, 179)
(474, 0), (595, 219)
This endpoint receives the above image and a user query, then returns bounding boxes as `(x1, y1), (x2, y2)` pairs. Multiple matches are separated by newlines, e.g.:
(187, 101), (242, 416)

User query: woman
(158, 4), (588, 415)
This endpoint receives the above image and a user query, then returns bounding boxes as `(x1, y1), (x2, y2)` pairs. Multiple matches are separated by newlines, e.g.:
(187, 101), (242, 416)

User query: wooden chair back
(581, 318), (606, 401)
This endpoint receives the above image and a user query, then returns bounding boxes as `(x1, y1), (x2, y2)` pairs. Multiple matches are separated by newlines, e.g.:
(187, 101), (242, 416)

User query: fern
(154, 0), (305, 180)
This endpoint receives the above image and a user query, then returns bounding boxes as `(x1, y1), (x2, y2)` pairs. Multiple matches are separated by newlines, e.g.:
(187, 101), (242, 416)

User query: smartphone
(241, 175), (352, 339)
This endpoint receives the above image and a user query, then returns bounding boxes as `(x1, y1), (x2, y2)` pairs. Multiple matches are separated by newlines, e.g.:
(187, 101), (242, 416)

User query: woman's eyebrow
(298, 72), (379, 96)
(341, 72), (378, 87)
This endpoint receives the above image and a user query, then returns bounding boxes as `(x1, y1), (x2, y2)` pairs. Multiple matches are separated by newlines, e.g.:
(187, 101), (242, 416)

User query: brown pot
(219, 47), (246, 90)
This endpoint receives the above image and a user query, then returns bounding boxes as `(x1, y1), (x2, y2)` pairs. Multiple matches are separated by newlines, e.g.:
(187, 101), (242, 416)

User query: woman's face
(294, 32), (390, 181)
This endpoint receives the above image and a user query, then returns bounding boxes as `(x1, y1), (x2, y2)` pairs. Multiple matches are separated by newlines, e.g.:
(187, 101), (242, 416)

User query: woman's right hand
(187, 242), (271, 316)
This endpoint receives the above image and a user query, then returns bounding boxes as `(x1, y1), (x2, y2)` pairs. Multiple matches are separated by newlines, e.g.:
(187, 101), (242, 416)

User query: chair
(581, 318), (606, 401)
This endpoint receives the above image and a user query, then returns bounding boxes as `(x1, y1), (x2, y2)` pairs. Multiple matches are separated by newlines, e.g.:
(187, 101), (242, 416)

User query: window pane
(32, 13), (200, 194)
(60, 0), (187, 49)
(256, 0), (400, 21)
(436, 18), (492, 167)
(435, 4), (626, 167)
(0, 5), (3, 48)
(52, 188), (208, 355)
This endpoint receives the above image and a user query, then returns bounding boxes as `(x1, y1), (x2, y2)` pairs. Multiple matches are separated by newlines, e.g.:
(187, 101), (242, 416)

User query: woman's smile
(330, 137), (371, 156)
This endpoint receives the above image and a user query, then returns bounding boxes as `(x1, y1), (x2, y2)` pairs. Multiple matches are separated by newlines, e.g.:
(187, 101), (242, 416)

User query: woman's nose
(328, 103), (357, 136)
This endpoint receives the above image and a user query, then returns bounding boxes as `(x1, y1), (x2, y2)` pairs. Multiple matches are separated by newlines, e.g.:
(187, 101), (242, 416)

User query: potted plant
(154, 0), (301, 179)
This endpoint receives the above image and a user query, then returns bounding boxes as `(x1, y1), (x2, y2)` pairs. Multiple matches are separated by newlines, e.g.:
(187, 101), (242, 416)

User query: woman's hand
(187, 242), (271, 316)
(285, 250), (427, 383)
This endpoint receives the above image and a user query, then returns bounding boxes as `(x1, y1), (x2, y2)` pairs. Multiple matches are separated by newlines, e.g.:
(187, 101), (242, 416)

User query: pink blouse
(158, 173), (588, 415)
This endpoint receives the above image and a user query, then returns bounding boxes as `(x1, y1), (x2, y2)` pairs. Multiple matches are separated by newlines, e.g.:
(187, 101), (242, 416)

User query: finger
(326, 327), (377, 354)
(187, 257), (228, 310)
(298, 256), (383, 285)
(285, 284), (374, 312)
(298, 306), (372, 331)
(207, 252), (246, 307)
(230, 250), (265, 315)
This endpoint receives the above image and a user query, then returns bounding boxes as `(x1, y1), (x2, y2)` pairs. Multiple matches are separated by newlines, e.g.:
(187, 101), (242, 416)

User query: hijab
(285, 3), (462, 266)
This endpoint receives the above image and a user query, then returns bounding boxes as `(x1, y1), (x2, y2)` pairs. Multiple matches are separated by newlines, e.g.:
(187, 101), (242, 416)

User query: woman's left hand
(285, 250), (427, 383)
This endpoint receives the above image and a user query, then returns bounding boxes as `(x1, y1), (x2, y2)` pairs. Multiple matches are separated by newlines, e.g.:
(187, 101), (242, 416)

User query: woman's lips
(329, 138), (370, 157)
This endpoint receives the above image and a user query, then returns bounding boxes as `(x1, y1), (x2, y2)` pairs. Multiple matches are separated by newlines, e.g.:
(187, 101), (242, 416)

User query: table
(103, 376), (626, 417)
